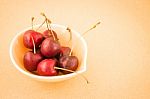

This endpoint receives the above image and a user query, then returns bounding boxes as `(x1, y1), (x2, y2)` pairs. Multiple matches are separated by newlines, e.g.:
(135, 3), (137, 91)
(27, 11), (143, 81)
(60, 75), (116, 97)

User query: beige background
(0, 0), (150, 99)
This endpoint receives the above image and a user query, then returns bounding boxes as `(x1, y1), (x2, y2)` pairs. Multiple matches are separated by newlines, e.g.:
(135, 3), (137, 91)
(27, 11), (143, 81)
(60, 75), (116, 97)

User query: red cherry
(23, 30), (43, 49)
(37, 59), (58, 76)
(40, 38), (61, 57)
(23, 51), (43, 71)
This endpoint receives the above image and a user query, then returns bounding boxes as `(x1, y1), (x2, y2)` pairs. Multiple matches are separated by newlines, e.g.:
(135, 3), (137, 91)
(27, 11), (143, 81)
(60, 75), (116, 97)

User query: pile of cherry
(23, 15), (78, 76)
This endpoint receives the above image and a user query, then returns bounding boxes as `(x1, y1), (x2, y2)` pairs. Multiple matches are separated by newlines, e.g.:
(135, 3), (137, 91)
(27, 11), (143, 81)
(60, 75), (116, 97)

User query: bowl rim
(9, 24), (87, 80)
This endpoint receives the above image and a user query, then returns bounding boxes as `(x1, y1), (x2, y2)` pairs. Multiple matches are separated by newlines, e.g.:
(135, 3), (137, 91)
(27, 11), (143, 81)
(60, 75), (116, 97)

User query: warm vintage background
(0, 0), (150, 99)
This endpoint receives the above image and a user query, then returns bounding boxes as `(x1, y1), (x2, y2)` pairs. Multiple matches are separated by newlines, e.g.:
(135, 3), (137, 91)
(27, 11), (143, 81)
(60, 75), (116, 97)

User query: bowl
(9, 24), (87, 82)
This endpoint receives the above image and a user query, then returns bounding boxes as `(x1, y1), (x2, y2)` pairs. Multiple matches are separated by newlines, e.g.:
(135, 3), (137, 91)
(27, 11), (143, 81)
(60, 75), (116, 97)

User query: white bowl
(9, 24), (87, 82)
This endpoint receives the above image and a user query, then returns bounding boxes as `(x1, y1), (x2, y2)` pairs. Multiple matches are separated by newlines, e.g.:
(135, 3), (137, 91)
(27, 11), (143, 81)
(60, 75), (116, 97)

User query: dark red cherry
(23, 51), (43, 71)
(55, 47), (71, 59)
(59, 56), (78, 74)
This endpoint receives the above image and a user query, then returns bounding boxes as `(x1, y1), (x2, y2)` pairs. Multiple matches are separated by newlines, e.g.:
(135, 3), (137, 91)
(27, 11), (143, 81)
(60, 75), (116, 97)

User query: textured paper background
(0, 0), (150, 99)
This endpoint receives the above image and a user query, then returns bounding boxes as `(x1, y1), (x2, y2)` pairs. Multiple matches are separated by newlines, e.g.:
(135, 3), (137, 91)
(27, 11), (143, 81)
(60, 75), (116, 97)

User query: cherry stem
(40, 13), (49, 31)
(66, 27), (72, 42)
(82, 21), (100, 36)
(41, 13), (57, 41)
(66, 27), (73, 56)
(45, 19), (55, 41)
(31, 17), (34, 30)
(54, 67), (89, 84)
(69, 45), (73, 56)
(47, 20), (57, 41)
(31, 36), (36, 54)
(41, 13), (51, 36)
(36, 20), (46, 31)
(69, 20), (100, 56)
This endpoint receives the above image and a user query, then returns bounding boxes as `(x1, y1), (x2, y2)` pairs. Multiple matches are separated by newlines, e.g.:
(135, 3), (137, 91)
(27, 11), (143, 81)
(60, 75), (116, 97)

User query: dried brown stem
(47, 20), (57, 41)
(31, 17), (34, 30)
(36, 20), (46, 31)
(66, 27), (72, 42)
(69, 21), (100, 57)
(41, 12), (57, 41)
(54, 67), (89, 84)
(82, 21), (100, 36)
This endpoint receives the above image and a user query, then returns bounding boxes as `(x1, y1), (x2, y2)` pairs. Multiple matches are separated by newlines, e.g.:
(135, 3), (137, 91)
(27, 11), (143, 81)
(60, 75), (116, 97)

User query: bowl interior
(10, 24), (87, 82)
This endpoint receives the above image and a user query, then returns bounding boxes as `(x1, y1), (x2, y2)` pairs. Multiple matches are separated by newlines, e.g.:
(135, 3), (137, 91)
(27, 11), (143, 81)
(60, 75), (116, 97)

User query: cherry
(40, 38), (61, 57)
(23, 30), (43, 49)
(23, 17), (43, 49)
(37, 59), (58, 76)
(23, 32), (43, 72)
(59, 55), (78, 74)
(22, 14), (101, 84)
(23, 51), (43, 71)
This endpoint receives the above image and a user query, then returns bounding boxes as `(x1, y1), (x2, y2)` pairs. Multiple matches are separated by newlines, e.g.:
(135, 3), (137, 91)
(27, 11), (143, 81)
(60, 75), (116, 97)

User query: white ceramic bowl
(9, 24), (87, 82)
